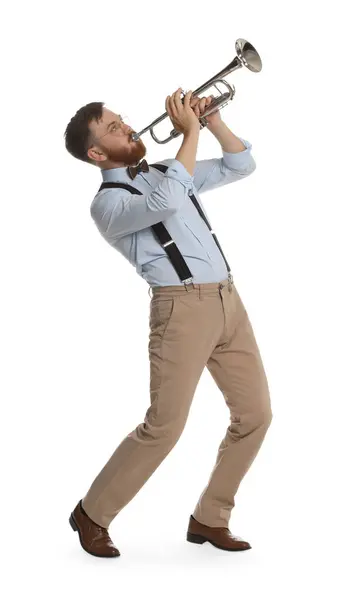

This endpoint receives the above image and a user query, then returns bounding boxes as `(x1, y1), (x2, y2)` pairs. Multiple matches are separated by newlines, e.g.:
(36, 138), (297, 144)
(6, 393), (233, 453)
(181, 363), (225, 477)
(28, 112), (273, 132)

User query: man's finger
(190, 97), (200, 109)
(183, 90), (193, 108)
(198, 97), (207, 113)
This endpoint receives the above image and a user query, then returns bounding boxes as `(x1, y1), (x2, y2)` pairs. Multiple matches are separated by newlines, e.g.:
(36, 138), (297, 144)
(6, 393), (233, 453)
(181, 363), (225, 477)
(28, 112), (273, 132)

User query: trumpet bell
(235, 38), (262, 73)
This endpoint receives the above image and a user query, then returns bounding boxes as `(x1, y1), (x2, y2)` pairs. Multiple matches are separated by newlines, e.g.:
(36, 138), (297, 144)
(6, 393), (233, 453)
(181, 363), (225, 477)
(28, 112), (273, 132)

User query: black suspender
(98, 163), (232, 286)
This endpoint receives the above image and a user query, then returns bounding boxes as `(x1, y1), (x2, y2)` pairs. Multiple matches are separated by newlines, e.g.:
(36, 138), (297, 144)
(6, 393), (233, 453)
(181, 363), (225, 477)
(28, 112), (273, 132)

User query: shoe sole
(186, 531), (251, 551)
(69, 513), (120, 558)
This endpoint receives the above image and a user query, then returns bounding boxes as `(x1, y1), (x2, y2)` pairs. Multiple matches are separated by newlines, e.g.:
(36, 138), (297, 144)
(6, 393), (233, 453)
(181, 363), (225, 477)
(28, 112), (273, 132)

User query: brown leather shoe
(186, 515), (251, 551)
(69, 500), (120, 558)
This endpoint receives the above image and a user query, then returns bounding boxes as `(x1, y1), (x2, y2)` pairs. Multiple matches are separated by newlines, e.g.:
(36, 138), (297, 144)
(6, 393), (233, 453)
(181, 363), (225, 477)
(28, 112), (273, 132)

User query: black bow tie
(127, 159), (149, 180)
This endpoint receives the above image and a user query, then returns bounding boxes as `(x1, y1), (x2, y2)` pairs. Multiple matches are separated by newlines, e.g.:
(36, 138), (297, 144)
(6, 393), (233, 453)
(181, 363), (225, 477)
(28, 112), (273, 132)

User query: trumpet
(131, 38), (262, 145)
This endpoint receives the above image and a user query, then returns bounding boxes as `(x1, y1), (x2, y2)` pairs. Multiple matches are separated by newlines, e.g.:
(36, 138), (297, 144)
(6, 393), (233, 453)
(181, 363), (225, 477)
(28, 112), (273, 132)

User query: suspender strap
(187, 192), (231, 276)
(151, 164), (231, 275)
(97, 163), (232, 285)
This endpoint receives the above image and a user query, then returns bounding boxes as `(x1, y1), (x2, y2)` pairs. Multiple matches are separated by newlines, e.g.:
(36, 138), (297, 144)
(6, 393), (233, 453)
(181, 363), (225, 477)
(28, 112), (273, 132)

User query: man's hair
(64, 102), (104, 165)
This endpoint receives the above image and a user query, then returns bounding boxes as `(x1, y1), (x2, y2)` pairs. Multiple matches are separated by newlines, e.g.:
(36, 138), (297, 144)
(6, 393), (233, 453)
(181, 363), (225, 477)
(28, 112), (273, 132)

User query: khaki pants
(82, 278), (273, 529)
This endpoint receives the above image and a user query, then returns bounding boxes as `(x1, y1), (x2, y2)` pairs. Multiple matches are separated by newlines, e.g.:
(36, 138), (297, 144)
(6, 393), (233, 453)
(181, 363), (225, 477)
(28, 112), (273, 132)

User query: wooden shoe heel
(69, 514), (78, 532)
(187, 532), (206, 544)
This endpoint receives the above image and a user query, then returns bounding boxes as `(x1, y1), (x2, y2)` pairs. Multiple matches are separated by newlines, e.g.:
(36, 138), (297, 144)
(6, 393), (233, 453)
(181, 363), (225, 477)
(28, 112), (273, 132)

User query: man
(64, 88), (272, 558)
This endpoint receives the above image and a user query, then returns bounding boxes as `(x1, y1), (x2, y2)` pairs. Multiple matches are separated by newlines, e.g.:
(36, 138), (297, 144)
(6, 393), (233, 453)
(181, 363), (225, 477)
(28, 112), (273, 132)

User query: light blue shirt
(90, 137), (256, 287)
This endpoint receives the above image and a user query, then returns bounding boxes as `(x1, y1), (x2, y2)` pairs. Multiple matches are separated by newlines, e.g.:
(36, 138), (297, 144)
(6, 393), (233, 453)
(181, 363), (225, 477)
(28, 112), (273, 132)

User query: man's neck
(100, 160), (140, 170)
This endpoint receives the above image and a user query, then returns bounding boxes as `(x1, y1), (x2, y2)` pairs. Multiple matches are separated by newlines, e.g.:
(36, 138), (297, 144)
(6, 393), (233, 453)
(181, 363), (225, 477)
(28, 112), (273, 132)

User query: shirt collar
(101, 156), (150, 182)
(101, 166), (133, 183)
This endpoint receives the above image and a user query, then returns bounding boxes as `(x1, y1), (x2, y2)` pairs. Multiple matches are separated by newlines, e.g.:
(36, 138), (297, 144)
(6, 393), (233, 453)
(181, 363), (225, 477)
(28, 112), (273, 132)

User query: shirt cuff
(222, 137), (254, 170)
(164, 159), (194, 186)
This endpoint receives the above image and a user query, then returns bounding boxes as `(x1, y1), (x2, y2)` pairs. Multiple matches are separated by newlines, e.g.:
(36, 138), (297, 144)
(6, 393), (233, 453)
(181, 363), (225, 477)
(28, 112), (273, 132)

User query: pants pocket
(149, 298), (175, 341)
(148, 298), (175, 393)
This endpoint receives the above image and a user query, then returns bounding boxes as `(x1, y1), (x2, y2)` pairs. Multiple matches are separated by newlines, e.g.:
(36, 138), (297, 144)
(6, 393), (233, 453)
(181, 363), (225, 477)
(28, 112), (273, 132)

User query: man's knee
(256, 398), (273, 429)
(242, 402), (273, 434)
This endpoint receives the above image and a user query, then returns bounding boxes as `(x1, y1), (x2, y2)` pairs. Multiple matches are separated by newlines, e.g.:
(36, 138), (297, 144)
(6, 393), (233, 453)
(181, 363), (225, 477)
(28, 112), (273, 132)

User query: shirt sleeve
(192, 137), (256, 194)
(157, 137), (256, 196)
(90, 159), (194, 242)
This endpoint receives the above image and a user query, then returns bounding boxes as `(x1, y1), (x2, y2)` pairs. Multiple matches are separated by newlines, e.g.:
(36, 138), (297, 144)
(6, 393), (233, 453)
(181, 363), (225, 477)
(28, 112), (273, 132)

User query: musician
(64, 89), (272, 558)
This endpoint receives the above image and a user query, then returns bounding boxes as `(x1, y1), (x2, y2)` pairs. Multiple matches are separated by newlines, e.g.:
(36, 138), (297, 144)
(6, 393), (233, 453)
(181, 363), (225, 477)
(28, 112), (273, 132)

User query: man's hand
(190, 94), (222, 128)
(166, 89), (200, 136)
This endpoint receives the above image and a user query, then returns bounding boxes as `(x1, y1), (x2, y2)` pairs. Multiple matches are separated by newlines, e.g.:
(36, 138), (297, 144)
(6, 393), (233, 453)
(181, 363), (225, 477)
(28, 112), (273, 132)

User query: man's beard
(104, 136), (147, 167)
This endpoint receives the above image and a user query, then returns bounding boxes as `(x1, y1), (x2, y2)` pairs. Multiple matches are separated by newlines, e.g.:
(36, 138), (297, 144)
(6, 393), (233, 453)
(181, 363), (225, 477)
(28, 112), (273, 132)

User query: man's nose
(122, 123), (133, 137)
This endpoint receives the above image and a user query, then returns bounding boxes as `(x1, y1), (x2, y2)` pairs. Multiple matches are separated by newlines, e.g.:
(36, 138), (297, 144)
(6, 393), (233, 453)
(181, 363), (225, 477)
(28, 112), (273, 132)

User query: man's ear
(87, 147), (107, 163)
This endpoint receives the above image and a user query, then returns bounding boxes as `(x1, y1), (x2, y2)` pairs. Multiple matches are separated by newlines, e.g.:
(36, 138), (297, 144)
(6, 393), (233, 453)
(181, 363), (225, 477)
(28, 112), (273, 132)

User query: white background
(1, 0), (340, 597)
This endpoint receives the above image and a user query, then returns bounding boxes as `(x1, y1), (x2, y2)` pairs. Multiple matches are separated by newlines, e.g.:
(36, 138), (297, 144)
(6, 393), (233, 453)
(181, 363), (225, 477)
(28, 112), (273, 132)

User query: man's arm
(207, 121), (247, 153)
(159, 126), (256, 195)
(90, 159), (194, 242)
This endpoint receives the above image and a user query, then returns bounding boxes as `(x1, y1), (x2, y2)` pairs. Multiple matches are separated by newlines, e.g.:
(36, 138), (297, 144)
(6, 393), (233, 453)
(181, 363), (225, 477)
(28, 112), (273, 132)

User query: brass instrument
(131, 38), (262, 144)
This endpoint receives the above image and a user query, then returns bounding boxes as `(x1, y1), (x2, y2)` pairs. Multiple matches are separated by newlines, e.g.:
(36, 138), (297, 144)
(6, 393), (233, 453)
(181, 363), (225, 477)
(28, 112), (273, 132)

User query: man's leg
(192, 284), (273, 528)
(81, 286), (225, 529)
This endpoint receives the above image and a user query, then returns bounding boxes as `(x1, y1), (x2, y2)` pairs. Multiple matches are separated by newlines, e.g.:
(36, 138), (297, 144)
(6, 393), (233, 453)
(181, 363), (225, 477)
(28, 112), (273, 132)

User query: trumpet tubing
(131, 38), (262, 145)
